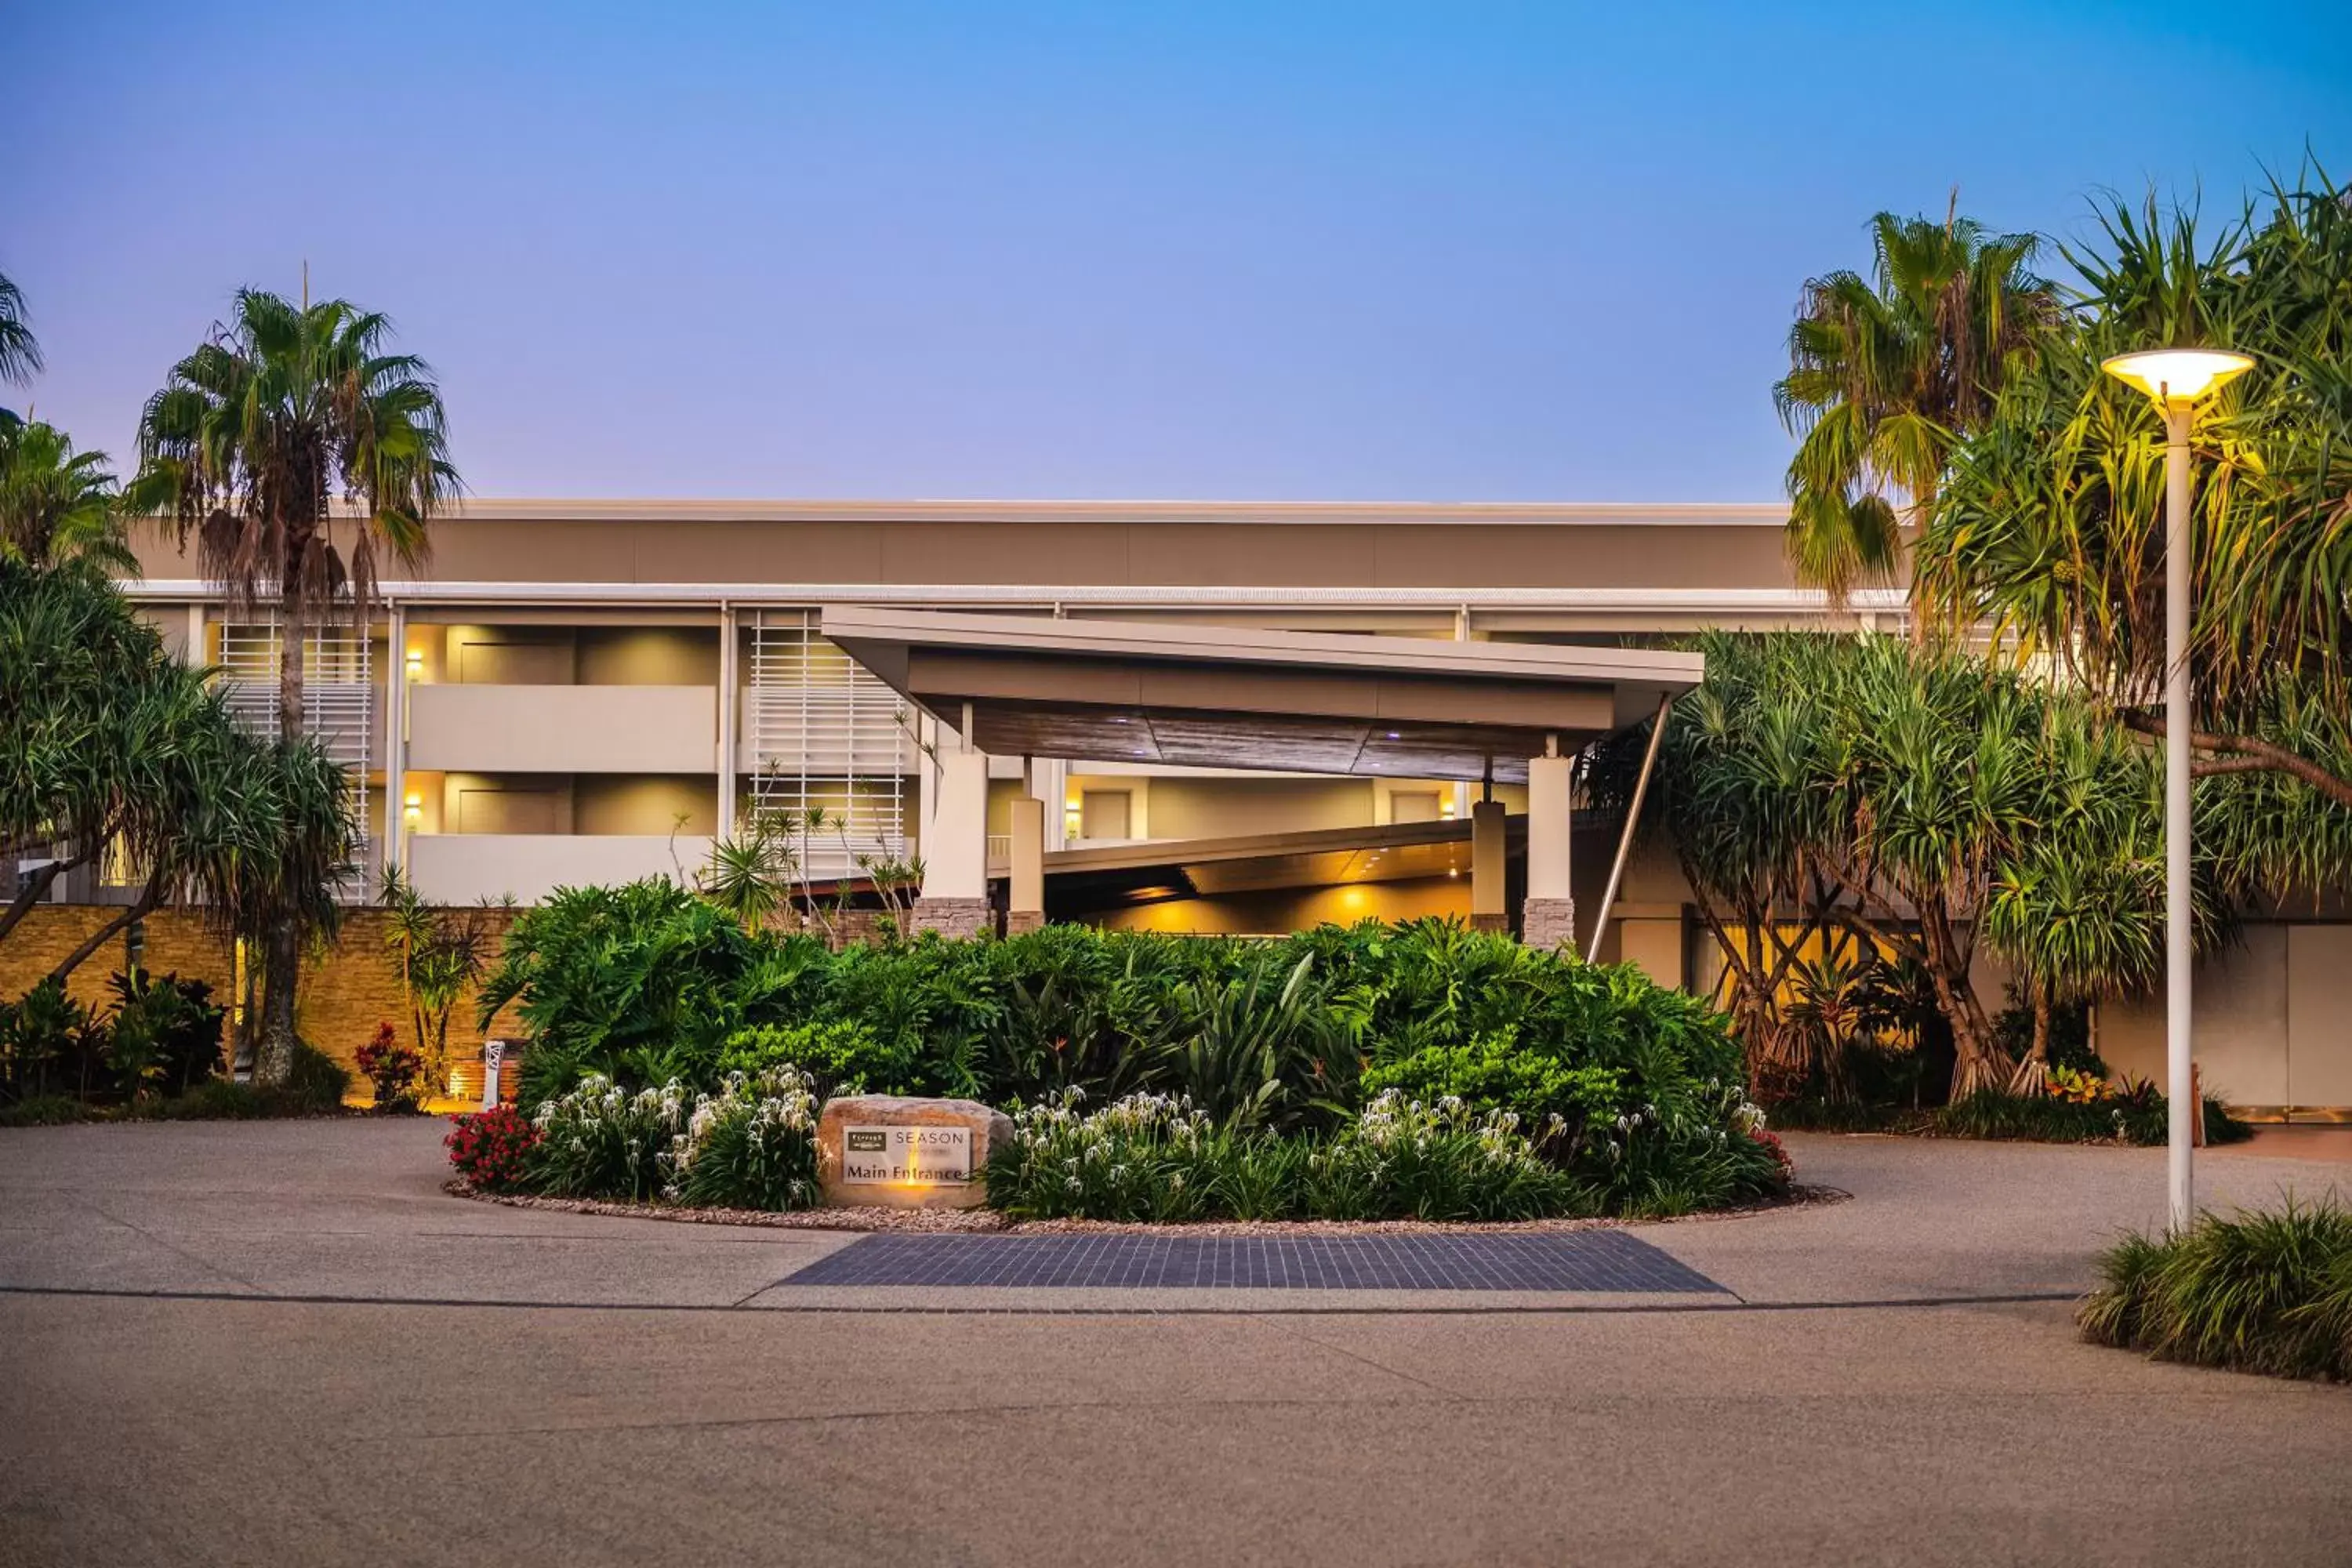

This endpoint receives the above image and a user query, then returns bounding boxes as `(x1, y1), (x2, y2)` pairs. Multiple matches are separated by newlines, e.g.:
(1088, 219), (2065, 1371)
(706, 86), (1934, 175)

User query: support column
(716, 604), (736, 837)
(912, 736), (993, 938)
(383, 604), (407, 881)
(1523, 750), (1575, 949)
(1006, 796), (1046, 935)
(1469, 800), (1508, 934)
(1028, 756), (1069, 852)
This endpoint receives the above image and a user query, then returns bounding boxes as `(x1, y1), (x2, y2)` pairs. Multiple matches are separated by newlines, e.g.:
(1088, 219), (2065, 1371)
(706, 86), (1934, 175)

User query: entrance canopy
(820, 607), (1703, 781)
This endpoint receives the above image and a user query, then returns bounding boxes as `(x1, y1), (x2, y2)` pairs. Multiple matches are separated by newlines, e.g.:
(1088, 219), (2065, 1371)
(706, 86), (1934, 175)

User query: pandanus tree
(1919, 165), (2352, 861)
(1774, 200), (2059, 605)
(0, 557), (359, 989)
(1600, 632), (2201, 1102)
(135, 287), (458, 1082)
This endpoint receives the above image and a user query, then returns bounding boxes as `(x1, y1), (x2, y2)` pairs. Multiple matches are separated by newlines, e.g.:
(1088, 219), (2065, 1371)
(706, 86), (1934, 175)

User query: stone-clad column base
(1521, 897), (1576, 952)
(1004, 910), (1045, 936)
(909, 896), (995, 940)
(1468, 912), (1511, 935)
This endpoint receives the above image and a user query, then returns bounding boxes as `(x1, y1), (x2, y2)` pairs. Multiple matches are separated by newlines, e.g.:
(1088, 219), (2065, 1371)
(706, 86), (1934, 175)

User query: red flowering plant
(354, 1022), (427, 1113)
(1748, 1126), (1795, 1186)
(445, 1103), (542, 1192)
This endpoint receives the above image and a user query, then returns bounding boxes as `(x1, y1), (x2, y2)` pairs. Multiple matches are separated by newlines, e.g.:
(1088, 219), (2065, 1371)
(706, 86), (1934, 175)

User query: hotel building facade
(81, 498), (2352, 1119)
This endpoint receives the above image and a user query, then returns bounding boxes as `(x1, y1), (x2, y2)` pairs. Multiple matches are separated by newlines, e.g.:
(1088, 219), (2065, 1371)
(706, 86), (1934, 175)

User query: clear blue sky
(7, 1), (2348, 502)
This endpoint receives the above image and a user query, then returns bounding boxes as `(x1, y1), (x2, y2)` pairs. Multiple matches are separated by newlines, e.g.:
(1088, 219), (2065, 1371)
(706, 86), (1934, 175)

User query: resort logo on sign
(840, 1125), (973, 1185)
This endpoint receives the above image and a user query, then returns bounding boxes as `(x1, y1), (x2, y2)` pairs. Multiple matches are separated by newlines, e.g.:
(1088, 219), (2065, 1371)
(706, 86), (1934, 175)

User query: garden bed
(445, 1175), (1847, 1236)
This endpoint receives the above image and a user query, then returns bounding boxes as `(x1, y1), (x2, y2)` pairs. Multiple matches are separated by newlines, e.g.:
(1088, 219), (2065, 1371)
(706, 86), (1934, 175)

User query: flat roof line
(120, 579), (1908, 611)
(298, 498), (1794, 526)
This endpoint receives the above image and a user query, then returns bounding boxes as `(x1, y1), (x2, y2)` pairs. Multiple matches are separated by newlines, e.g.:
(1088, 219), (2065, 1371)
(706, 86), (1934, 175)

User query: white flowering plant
(985, 1087), (1593, 1223)
(1301, 1090), (1592, 1221)
(668, 1066), (822, 1210)
(521, 1067), (822, 1209)
(527, 1073), (694, 1201)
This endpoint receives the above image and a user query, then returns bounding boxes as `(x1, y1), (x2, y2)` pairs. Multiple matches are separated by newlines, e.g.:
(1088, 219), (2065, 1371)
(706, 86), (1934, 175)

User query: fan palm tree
(1774, 198), (2058, 608)
(0, 420), (137, 575)
(135, 286), (457, 1081)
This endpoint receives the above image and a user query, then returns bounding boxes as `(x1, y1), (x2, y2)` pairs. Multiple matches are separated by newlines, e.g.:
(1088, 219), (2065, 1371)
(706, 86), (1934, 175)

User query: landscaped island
(446, 890), (1793, 1222)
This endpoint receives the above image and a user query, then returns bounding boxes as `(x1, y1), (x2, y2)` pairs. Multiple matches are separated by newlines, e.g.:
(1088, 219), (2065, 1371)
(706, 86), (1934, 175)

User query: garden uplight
(2100, 348), (2253, 406)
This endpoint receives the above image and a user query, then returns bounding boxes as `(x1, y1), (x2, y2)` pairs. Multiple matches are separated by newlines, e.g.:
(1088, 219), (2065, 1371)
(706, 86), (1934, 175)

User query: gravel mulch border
(445, 1178), (1848, 1236)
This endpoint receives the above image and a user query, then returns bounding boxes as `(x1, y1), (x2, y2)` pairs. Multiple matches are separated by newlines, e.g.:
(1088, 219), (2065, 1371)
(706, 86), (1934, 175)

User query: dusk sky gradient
(8, 1), (2350, 502)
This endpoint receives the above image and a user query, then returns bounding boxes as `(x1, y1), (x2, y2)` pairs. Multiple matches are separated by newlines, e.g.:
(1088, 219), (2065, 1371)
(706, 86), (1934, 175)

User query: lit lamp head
(2100, 348), (2254, 408)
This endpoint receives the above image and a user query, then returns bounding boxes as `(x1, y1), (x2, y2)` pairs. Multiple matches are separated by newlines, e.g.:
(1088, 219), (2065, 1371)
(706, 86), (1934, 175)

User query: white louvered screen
(743, 611), (912, 879)
(217, 623), (376, 878)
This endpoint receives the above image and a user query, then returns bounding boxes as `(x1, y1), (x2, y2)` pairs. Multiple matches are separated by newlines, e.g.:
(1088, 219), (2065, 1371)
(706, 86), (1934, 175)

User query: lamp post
(2098, 347), (2252, 1233)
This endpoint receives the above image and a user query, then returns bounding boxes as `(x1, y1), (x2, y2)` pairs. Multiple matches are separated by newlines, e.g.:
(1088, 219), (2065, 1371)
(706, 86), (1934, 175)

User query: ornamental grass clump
(666, 1067), (822, 1211)
(2080, 1201), (2352, 1382)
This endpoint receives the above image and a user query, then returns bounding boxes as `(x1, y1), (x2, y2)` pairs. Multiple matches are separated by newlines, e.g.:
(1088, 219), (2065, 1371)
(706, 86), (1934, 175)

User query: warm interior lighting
(2100, 348), (2255, 405)
(403, 791), (422, 820)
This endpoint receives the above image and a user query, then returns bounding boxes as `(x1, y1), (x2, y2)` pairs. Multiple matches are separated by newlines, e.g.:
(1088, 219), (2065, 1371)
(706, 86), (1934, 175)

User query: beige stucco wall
(575, 775), (720, 837)
(1144, 778), (1374, 840)
(576, 626), (720, 686)
(2103, 922), (2352, 1110)
(441, 772), (575, 835)
(408, 683), (717, 774)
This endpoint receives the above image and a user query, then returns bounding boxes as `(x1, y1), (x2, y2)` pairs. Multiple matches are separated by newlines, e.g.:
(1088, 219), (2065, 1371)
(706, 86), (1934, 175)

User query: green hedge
(477, 884), (1776, 1215)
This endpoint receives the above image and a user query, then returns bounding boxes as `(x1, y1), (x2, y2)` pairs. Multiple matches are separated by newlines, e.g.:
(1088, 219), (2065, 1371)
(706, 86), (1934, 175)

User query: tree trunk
(1920, 901), (2005, 1098)
(253, 916), (302, 1086)
(253, 626), (308, 1086)
(2009, 983), (2053, 1095)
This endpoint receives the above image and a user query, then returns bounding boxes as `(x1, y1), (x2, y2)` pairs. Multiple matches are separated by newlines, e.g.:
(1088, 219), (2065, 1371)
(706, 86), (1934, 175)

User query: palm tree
(0, 268), (38, 419)
(0, 421), (138, 575)
(1774, 198), (2058, 608)
(135, 286), (457, 1082)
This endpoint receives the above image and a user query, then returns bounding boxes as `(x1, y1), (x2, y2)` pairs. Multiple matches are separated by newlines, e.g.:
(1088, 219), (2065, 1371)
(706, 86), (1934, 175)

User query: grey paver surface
(2, 1119), (2348, 1566)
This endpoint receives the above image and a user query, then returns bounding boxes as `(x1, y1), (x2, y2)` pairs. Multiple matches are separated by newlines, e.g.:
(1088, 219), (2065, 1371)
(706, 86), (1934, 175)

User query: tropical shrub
(720, 1019), (909, 1097)
(445, 1104), (542, 1192)
(666, 1069), (823, 1210)
(354, 1022), (427, 1113)
(2080, 1201), (2352, 1381)
(284, 1039), (354, 1111)
(107, 971), (224, 1096)
(1933, 1084), (2250, 1146)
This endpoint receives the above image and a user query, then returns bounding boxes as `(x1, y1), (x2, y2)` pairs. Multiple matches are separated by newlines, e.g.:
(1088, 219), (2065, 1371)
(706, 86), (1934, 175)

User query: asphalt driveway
(2, 1120), (2347, 1566)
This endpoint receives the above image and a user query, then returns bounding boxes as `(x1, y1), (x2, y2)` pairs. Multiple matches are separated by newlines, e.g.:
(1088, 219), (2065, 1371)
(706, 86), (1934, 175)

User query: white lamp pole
(2100, 347), (2253, 1233)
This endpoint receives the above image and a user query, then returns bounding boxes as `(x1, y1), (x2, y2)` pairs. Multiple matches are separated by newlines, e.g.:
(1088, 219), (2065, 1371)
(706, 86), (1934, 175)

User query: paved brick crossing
(782, 1229), (1726, 1293)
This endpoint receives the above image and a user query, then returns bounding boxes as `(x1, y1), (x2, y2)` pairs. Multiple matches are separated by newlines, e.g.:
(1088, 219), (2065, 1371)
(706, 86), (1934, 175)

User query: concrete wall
(408, 683), (718, 773)
(2101, 924), (2352, 1112)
